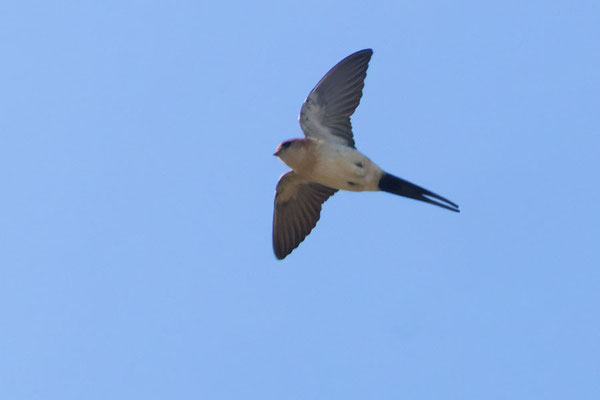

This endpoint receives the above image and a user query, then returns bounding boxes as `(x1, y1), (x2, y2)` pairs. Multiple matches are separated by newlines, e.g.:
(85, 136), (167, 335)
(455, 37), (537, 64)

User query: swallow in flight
(273, 49), (459, 260)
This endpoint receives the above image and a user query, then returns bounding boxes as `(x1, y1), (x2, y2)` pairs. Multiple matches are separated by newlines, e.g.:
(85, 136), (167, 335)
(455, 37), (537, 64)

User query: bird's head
(274, 139), (294, 157)
(273, 139), (306, 169)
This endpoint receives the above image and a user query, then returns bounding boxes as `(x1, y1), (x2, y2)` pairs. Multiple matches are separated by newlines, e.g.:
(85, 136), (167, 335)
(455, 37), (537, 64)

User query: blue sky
(2, 1), (599, 398)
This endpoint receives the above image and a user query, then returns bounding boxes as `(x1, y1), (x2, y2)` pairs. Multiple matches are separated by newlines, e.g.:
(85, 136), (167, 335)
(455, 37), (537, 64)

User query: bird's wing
(273, 171), (337, 260)
(298, 49), (373, 148)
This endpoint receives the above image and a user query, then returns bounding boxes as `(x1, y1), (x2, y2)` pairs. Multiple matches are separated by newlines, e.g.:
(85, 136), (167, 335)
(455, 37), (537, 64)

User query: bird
(272, 49), (459, 260)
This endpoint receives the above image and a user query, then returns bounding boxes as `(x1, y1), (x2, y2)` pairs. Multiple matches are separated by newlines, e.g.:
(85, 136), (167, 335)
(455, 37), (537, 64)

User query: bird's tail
(378, 172), (459, 212)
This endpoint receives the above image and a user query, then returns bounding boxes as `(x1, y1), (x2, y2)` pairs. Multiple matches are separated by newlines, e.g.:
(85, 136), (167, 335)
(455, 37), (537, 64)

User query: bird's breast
(308, 143), (382, 191)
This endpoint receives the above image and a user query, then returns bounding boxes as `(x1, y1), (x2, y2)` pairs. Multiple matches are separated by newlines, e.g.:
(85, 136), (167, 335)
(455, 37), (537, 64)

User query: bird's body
(280, 138), (382, 192)
(272, 49), (459, 260)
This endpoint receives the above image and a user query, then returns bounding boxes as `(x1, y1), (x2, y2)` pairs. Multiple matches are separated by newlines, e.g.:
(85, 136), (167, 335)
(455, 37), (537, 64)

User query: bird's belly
(309, 147), (382, 192)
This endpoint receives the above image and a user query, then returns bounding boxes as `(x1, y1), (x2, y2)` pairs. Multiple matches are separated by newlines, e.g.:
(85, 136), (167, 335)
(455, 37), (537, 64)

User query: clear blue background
(2, 1), (599, 398)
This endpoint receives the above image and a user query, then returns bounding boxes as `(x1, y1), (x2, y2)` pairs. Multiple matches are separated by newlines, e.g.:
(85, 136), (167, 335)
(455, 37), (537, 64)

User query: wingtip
(356, 48), (373, 57)
(344, 48), (373, 60)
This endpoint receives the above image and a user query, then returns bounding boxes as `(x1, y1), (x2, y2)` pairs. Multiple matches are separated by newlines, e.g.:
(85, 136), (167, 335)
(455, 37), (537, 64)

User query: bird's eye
(282, 141), (292, 148)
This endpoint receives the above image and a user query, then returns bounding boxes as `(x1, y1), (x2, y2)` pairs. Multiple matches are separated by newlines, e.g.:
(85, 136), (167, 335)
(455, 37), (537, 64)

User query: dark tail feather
(378, 172), (460, 212)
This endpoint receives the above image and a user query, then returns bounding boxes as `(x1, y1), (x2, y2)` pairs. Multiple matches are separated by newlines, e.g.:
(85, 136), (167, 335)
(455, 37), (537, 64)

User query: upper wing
(298, 49), (373, 148)
(273, 171), (337, 260)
